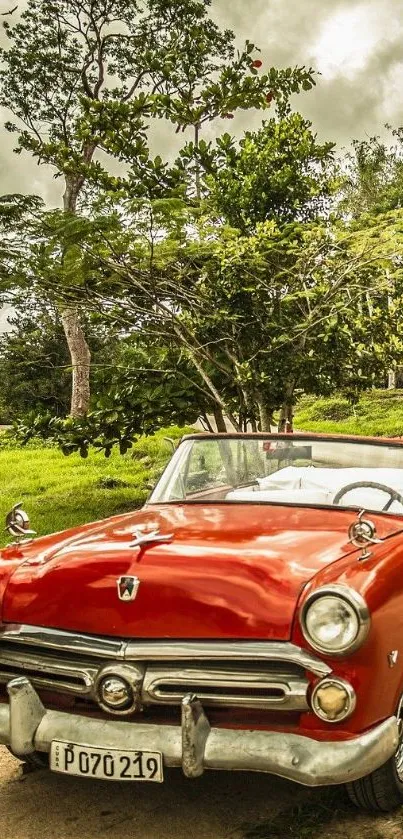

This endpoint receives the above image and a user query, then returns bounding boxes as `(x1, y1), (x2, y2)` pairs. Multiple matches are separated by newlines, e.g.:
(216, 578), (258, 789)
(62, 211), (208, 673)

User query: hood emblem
(117, 576), (140, 602)
(129, 528), (173, 549)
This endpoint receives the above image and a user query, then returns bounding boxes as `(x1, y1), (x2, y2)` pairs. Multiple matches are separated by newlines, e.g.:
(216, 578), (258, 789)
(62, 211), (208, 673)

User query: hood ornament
(129, 527), (173, 549)
(348, 510), (382, 560)
(117, 576), (140, 602)
(5, 502), (36, 544)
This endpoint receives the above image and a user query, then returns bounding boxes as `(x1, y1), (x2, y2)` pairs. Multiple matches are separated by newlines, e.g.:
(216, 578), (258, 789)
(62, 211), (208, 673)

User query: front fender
(291, 533), (403, 735)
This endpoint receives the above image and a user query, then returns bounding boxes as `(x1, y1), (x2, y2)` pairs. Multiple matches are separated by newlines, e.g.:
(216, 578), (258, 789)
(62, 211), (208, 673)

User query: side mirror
(5, 502), (36, 540)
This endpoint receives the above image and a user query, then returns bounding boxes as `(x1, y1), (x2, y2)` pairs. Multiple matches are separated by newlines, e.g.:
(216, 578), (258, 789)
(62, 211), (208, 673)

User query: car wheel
(346, 721), (403, 812)
(6, 746), (49, 770)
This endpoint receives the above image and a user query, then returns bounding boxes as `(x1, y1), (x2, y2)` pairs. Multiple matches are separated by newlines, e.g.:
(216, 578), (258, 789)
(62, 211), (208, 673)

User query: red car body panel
(1, 503), (386, 639)
(2, 433), (403, 742)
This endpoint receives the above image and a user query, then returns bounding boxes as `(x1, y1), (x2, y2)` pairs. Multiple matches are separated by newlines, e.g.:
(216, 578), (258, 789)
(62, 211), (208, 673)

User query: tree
(19, 111), (399, 444)
(339, 131), (403, 219)
(339, 130), (403, 388)
(198, 113), (337, 230)
(20, 196), (403, 448)
(0, 0), (315, 416)
(0, 298), (119, 422)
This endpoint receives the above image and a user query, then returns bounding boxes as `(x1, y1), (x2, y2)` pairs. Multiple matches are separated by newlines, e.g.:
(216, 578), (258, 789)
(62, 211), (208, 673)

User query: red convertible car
(1, 432), (403, 812)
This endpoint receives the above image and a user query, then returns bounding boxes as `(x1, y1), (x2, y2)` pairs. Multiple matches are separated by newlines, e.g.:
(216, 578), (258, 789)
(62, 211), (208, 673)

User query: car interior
(151, 438), (403, 513)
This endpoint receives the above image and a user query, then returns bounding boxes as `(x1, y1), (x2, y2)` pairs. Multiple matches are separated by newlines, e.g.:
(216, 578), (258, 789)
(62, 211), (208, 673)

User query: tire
(6, 747), (49, 770)
(346, 727), (403, 812)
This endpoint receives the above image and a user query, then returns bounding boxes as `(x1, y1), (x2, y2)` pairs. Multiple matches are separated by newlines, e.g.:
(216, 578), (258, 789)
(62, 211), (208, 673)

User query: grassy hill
(0, 426), (193, 546)
(294, 389), (403, 437)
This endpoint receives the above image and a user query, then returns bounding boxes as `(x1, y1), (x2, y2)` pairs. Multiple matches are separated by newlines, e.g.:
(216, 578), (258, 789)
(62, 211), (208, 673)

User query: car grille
(0, 626), (329, 713)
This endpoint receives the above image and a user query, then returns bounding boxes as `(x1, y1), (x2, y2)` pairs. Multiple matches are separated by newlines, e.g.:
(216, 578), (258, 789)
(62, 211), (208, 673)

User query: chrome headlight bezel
(300, 584), (371, 656)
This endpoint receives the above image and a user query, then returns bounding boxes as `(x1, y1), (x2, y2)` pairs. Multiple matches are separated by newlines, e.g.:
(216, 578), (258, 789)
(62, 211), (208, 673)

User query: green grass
(294, 390), (403, 438)
(0, 426), (194, 547)
(2, 388), (403, 548)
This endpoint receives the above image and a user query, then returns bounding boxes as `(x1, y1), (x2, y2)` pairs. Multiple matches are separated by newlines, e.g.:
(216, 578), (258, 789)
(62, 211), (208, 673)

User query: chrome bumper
(0, 677), (399, 787)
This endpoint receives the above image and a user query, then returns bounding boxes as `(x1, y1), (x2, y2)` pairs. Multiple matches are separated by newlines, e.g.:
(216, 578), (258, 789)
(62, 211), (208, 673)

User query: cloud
(310, 3), (398, 80)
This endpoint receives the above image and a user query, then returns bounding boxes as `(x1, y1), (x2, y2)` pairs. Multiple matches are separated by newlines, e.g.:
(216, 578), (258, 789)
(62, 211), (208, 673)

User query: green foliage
(15, 119), (403, 444)
(0, 426), (193, 546)
(0, 306), (71, 422)
(201, 114), (337, 230)
(11, 338), (210, 455)
(178, 216), (402, 425)
(0, 193), (43, 287)
(339, 129), (403, 219)
(295, 390), (403, 437)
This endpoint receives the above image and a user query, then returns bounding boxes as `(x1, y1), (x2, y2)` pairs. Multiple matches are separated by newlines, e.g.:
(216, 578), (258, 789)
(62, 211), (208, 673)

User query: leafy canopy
(0, 0), (316, 200)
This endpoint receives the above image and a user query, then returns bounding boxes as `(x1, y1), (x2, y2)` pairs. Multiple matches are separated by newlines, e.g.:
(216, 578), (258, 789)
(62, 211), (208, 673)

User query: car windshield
(149, 435), (403, 515)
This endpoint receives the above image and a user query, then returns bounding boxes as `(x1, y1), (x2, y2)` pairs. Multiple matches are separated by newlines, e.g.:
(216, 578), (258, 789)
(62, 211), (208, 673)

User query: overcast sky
(0, 0), (403, 208)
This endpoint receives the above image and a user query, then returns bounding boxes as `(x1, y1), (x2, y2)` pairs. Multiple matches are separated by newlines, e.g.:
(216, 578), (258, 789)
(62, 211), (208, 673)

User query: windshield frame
(147, 433), (403, 517)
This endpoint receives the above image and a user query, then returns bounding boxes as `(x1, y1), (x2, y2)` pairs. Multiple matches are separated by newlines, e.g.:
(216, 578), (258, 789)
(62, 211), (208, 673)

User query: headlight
(300, 585), (370, 655)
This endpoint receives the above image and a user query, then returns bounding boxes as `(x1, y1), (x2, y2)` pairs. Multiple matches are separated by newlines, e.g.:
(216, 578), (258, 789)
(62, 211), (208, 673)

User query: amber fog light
(311, 678), (356, 723)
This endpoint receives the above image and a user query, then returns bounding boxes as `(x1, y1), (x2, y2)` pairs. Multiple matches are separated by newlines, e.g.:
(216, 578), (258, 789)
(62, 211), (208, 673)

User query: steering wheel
(333, 481), (403, 512)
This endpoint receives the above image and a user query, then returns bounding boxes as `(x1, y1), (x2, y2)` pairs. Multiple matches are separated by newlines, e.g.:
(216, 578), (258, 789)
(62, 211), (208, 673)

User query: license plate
(50, 741), (163, 782)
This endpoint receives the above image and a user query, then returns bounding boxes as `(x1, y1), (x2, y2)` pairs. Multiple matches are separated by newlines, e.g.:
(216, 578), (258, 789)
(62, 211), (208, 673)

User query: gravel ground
(2, 746), (403, 839)
(0, 747), (304, 839)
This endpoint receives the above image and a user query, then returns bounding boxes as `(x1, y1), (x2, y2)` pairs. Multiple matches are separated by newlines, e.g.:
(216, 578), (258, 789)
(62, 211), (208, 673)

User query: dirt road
(1, 746), (403, 839)
(0, 747), (305, 839)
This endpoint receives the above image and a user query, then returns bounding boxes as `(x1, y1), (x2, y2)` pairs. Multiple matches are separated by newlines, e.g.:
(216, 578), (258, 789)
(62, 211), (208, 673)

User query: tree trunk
(213, 405), (227, 432)
(199, 413), (215, 433)
(278, 382), (295, 432)
(278, 401), (294, 432)
(61, 306), (91, 417)
(61, 176), (92, 416)
(257, 400), (274, 432)
(388, 369), (397, 390)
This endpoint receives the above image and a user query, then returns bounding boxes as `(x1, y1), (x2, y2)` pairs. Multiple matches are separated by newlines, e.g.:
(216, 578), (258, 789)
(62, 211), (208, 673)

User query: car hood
(2, 504), (402, 639)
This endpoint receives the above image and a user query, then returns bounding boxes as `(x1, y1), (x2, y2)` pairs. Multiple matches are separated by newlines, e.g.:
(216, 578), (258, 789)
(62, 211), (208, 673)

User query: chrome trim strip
(0, 647), (98, 697)
(0, 625), (125, 659)
(124, 641), (330, 675)
(143, 666), (309, 711)
(0, 650), (310, 711)
(0, 678), (399, 787)
(0, 625), (331, 676)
